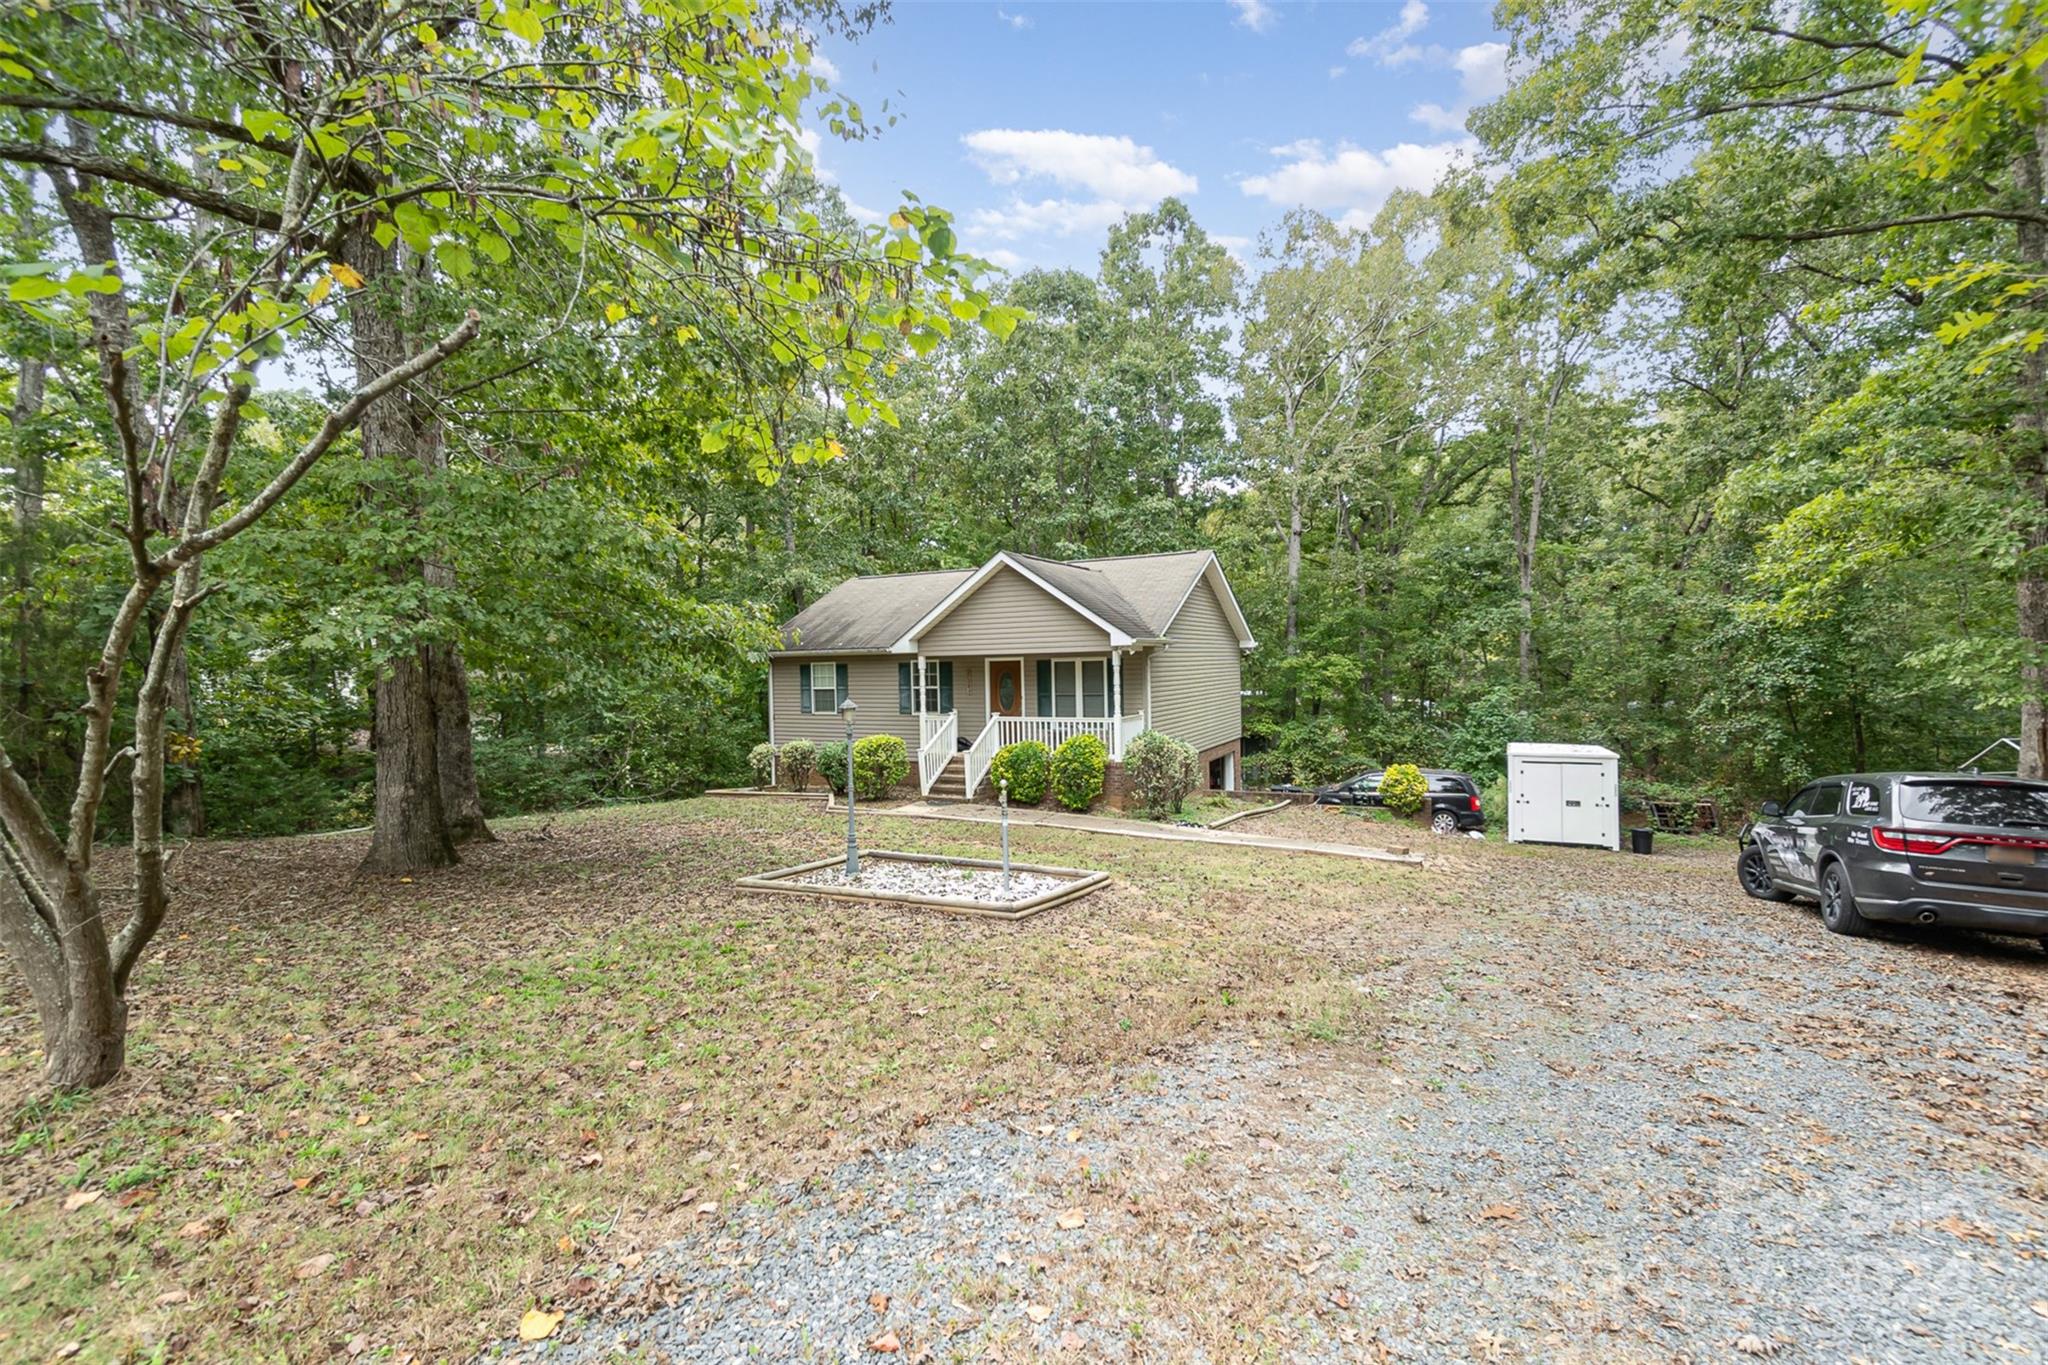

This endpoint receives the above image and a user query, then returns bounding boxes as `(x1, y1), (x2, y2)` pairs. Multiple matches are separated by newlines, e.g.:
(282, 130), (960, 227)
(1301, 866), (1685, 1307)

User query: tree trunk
(2016, 110), (2048, 778)
(429, 639), (492, 843)
(363, 644), (456, 872)
(348, 224), (459, 872)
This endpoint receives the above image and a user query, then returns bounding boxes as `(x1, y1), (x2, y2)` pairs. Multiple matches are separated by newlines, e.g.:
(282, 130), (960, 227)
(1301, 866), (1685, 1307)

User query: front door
(988, 659), (1023, 717)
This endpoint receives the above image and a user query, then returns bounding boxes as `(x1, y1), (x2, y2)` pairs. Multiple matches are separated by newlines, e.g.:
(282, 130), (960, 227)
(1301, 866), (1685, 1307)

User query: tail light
(1469, 795), (1482, 812)
(1870, 827), (2048, 855)
(1871, 828), (1956, 854)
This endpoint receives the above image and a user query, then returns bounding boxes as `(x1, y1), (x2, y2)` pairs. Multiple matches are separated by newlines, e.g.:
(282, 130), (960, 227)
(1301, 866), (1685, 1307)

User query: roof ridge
(1064, 549), (1212, 564)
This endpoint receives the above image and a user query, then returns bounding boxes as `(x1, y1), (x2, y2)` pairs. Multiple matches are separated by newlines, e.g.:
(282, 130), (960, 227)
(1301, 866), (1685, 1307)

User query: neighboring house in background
(768, 550), (1257, 800)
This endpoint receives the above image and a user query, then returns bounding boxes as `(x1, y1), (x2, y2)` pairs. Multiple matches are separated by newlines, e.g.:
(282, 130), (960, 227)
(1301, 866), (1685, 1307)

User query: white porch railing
(993, 713), (1145, 760)
(917, 709), (959, 796)
(963, 716), (1001, 800)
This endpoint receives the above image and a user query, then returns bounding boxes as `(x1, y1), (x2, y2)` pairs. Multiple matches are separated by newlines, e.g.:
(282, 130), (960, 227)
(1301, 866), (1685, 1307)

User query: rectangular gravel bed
(735, 851), (1108, 919)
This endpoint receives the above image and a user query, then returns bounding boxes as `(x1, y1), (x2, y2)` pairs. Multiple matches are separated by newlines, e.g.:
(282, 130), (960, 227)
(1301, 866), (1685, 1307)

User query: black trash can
(1629, 827), (1654, 855)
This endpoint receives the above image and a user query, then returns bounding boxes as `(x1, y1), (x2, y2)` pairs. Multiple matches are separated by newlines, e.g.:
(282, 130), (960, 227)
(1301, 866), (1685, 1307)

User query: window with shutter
(1036, 660), (1052, 716)
(898, 663), (913, 713)
(799, 663), (813, 714)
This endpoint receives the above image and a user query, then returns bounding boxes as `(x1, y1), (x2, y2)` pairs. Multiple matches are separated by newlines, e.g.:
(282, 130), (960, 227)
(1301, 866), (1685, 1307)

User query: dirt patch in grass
(1, 797), (1459, 1362)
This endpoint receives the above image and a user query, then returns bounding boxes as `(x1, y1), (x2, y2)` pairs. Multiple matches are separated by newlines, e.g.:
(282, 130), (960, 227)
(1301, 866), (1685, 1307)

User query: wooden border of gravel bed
(734, 850), (1111, 920)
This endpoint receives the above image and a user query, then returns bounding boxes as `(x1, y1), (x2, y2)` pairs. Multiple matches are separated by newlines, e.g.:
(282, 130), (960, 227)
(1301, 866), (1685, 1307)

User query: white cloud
(963, 128), (1197, 202)
(969, 197), (1135, 241)
(1328, 64), (1347, 80)
(1408, 102), (1466, 134)
(1453, 41), (1509, 100)
(1228, 0), (1277, 33)
(809, 53), (841, 83)
(981, 247), (1030, 271)
(995, 7), (1032, 29)
(1239, 137), (1473, 219)
(1347, 0), (1428, 61)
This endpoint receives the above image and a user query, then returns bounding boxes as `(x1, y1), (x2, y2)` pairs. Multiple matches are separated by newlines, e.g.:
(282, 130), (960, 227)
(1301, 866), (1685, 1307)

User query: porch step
(926, 754), (971, 800)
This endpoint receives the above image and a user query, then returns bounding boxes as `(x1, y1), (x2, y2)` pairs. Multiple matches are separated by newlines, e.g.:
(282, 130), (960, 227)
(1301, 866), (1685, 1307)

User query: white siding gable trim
(1162, 553), (1257, 651)
(894, 551), (1136, 652)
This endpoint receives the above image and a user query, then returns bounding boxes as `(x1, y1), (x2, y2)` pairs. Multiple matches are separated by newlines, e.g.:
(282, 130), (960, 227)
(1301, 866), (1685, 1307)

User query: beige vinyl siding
(771, 656), (995, 748)
(917, 566), (1110, 656)
(769, 657), (919, 745)
(1146, 579), (1243, 752)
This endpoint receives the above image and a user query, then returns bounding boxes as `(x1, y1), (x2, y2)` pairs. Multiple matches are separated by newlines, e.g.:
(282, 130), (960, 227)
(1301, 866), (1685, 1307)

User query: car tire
(1737, 846), (1792, 902)
(1430, 810), (1458, 836)
(1818, 861), (1872, 937)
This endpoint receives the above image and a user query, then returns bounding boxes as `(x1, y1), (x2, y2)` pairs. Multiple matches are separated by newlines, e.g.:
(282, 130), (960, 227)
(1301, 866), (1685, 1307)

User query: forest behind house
(6, 0), (2047, 851)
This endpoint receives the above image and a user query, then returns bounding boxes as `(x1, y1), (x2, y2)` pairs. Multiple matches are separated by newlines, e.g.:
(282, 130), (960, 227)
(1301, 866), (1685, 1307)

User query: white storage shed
(1506, 742), (1621, 850)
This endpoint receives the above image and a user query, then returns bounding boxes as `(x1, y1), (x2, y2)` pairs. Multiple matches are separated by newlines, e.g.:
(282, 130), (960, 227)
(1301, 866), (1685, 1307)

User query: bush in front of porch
(1051, 733), (1107, 811)
(989, 740), (1051, 804)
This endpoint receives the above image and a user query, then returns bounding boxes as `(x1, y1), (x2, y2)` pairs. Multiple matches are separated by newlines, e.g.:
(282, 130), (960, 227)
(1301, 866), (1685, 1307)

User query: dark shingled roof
(775, 568), (972, 653)
(773, 550), (1223, 653)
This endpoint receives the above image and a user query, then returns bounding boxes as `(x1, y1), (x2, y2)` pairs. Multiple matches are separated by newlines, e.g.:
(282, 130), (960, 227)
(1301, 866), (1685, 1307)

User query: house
(768, 550), (1257, 801)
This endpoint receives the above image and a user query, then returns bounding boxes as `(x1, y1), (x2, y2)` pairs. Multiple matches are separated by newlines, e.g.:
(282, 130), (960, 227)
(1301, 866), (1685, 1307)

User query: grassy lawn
(0, 797), (1453, 1362)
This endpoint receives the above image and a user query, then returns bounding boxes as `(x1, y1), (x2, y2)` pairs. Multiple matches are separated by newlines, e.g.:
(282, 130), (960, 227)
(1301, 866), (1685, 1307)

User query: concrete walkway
(856, 799), (1424, 865)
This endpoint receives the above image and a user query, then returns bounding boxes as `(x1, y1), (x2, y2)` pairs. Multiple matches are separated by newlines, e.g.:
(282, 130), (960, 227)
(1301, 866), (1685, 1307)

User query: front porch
(907, 650), (1148, 799)
(919, 710), (1147, 799)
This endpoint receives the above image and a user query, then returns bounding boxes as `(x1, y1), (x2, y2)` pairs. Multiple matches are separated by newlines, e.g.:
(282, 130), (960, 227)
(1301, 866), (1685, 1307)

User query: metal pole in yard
(1000, 778), (1010, 890)
(841, 698), (859, 877)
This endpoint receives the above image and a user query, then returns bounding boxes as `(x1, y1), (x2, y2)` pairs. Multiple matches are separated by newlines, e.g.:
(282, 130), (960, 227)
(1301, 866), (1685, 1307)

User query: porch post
(1110, 650), (1123, 757)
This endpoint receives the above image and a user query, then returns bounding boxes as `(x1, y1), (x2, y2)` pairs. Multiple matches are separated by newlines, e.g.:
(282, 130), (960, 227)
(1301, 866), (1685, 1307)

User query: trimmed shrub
(988, 740), (1051, 805)
(1124, 730), (1199, 814)
(1050, 733), (1107, 812)
(818, 741), (849, 796)
(851, 733), (909, 800)
(779, 738), (818, 791)
(1377, 763), (1427, 817)
(1481, 775), (1507, 831)
(747, 741), (778, 789)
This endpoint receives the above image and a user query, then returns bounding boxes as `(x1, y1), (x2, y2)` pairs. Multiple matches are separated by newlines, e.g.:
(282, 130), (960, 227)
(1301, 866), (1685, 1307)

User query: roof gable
(772, 548), (1256, 654)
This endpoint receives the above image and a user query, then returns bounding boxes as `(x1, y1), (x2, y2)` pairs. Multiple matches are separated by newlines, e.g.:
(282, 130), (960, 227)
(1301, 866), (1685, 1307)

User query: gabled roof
(774, 549), (1256, 654)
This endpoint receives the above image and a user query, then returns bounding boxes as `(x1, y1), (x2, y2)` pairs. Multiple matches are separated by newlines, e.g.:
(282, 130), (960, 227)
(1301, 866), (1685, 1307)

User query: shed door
(1513, 759), (1563, 842)
(1557, 763), (1606, 845)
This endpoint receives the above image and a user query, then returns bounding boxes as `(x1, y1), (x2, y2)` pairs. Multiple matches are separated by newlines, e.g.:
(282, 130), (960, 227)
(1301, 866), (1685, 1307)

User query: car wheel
(1737, 846), (1791, 902)
(1430, 810), (1458, 836)
(1818, 862), (1872, 937)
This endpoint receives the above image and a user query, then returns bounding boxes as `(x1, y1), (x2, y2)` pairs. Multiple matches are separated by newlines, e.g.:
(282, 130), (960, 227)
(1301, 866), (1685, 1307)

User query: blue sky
(809, 1), (1510, 274)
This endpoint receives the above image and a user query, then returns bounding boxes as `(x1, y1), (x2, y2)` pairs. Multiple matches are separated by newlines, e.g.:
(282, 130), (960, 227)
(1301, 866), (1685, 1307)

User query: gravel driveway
(497, 840), (2048, 1362)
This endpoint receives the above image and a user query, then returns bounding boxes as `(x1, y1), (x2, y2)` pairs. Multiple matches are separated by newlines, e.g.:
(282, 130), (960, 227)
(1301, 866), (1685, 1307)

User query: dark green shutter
(835, 663), (849, 708)
(938, 661), (954, 713)
(1036, 659), (1052, 716)
(898, 662), (913, 713)
(799, 663), (813, 714)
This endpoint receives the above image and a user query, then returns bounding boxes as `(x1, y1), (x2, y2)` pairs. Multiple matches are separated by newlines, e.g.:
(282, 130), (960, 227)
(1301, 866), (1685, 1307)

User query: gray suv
(1737, 772), (2048, 943)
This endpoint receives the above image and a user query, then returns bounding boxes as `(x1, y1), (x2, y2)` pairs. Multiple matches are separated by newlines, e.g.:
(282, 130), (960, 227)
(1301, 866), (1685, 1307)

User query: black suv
(1314, 769), (1486, 835)
(1736, 772), (2048, 943)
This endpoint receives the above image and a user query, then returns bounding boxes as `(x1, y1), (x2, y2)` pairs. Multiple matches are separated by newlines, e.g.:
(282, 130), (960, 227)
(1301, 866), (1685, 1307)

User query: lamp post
(840, 698), (859, 876)
(999, 778), (1010, 891)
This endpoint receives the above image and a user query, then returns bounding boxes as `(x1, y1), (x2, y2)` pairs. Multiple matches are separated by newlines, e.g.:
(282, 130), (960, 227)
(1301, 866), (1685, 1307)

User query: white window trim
(1038, 656), (1111, 720)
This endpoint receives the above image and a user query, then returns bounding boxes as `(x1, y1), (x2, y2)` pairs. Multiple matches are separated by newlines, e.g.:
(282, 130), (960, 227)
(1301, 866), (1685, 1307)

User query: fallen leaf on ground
(867, 1330), (900, 1353)
(868, 1292), (889, 1313)
(1734, 1335), (1778, 1357)
(1055, 1209), (1086, 1230)
(1059, 1330), (1086, 1351)
(62, 1190), (102, 1212)
(177, 1218), (214, 1239)
(1478, 1203), (1520, 1221)
(154, 1289), (189, 1306)
(517, 1309), (563, 1342)
(1025, 1303), (1053, 1323)
(294, 1253), (336, 1280)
